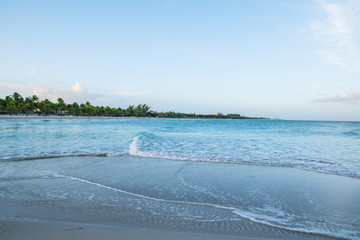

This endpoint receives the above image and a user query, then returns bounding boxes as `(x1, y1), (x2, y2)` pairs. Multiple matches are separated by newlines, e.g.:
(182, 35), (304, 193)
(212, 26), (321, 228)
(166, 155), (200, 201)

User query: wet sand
(1, 155), (349, 240)
(0, 219), (270, 240)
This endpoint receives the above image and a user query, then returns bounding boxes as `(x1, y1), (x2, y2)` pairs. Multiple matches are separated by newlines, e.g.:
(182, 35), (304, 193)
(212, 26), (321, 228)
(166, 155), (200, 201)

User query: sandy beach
(0, 219), (271, 240)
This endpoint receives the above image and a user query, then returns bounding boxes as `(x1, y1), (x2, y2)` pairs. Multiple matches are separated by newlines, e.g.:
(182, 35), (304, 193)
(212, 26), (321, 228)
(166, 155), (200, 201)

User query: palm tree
(32, 95), (39, 102)
(24, 97), (34, 114)
(57, 98), (67, 114)
(126, 105), (134, 116)
(0, 98), (6, 111)
(12, 92), (23, 103)
(69, 102), (80, 115)
(40, 99), (53, 115)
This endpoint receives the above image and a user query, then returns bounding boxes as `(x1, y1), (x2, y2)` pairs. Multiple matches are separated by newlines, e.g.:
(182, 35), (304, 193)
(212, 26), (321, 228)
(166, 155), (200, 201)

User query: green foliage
(0, 92), (259, 119)
(0, 92), (153, 117)
(0, 98), (6, 110)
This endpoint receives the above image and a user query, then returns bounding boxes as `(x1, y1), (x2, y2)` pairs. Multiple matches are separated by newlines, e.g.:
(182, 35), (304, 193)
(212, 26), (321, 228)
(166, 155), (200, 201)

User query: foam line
(58, 174), (233, 210)
(57, 174), (348, 240)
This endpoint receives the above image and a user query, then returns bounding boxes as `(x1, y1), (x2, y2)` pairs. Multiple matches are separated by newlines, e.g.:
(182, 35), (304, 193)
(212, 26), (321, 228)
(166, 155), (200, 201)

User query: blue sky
(1, 0), (360, 120)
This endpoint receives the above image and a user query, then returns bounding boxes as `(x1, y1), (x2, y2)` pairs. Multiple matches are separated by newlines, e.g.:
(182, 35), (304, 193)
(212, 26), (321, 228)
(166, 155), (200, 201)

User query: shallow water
(1, 118), (359, 178)
(0, 118), (359, 239)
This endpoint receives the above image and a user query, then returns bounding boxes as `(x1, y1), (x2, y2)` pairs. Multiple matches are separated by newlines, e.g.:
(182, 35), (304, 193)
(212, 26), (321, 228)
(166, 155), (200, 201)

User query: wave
(4, 153), (110, 162)
(342, 130), (360, 137)
(129, 135), (190, 161)
(128, 136), (142, 156)
(57, 174), (352, 239)
(128, 134), (360, 179)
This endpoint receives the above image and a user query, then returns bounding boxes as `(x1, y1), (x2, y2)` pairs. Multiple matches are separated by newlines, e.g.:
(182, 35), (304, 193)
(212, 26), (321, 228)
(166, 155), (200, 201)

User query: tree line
(0, 92), (260, 119)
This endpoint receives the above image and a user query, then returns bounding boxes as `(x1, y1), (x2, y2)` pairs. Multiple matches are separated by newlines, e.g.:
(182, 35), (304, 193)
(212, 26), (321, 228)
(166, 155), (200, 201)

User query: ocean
(0, 118), (359, 239)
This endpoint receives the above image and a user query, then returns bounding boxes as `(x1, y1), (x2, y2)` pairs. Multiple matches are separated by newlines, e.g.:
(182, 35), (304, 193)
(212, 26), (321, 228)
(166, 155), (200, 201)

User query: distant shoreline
(0, 114), (126, 120)
(0, 114), (267, 120)
(1, 92), (266, 120)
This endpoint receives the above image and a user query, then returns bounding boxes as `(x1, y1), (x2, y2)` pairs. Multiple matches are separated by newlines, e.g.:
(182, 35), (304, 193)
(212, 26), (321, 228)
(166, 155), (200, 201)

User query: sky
(1, 0), (360, 121)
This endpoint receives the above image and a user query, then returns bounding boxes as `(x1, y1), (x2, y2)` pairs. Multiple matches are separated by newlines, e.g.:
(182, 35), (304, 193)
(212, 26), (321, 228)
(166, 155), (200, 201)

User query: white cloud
(0, 81), (32, 97)
(309, 0), (360, 73)
(72, 82), (85, 92)
(29, 82), (101, 103)
(0, 81), (101, 104)
(315, 90), (360, 103)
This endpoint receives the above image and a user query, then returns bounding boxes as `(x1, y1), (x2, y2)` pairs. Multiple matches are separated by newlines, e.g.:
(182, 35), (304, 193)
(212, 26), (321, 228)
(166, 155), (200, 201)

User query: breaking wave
(128, 132), (360, 179)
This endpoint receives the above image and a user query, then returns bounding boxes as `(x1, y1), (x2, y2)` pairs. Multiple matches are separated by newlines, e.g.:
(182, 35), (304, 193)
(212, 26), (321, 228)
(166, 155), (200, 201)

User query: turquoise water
(0, 118), (360, 239)
(1, 119), (360, 178)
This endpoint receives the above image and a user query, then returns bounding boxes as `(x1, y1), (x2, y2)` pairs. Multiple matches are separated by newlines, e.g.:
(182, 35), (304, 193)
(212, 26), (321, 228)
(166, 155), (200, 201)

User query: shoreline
(0, 218), (271, 240)
(0, 155), (351, 240)
(0, 114), (131, 120)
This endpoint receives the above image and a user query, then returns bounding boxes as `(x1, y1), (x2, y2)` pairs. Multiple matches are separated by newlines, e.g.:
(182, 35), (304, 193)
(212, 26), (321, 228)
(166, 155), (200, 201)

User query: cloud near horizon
(29, 82), (101, 104)
(310, 0), (360, 73)
(0, 81), (101, 104)
(315, 90), (360, 103)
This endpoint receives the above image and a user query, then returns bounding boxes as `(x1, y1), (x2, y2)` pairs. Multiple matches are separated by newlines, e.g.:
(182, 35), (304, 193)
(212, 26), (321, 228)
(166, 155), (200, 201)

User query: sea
(0, 118), (359, 239)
